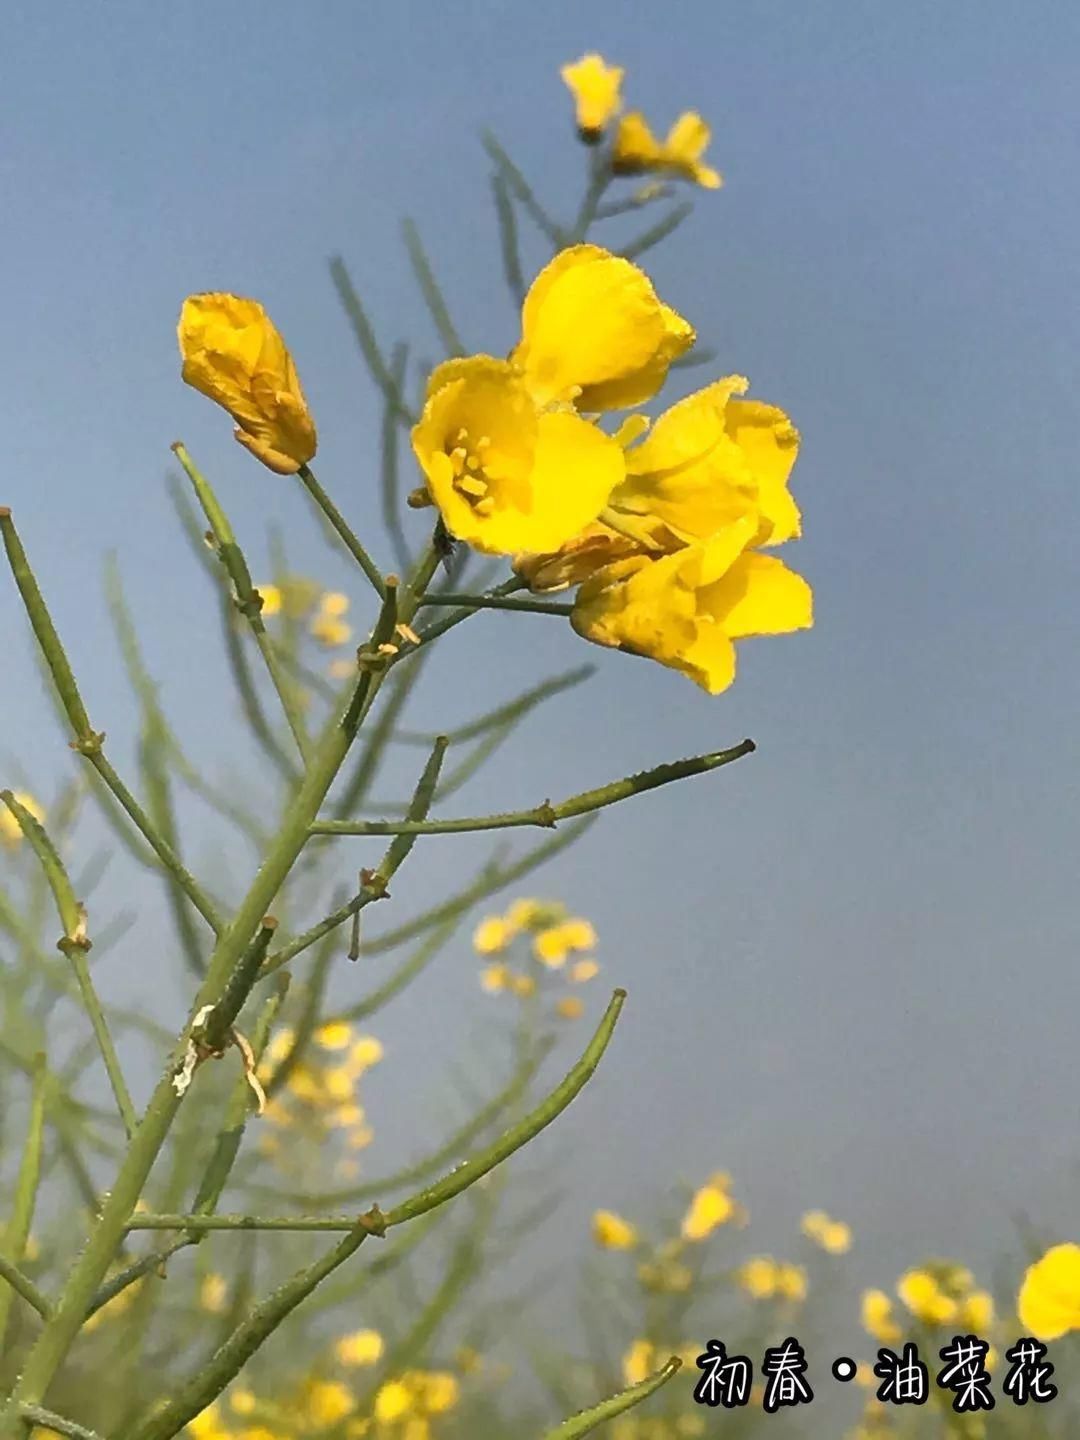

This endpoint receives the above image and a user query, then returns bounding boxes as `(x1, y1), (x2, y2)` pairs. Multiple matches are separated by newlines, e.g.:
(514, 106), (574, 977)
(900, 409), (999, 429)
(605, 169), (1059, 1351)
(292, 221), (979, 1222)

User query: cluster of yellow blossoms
(862, 1262), (994, 1344)
(255, 576), (353, 649)
(0, 789), (44, 847)
(474, 898), (599, 1020)
(256, 1023), (382, 1175)
(412, 244), (812, 694)
(188, 1359), (459, 1440)
(560, 53), (722, 189)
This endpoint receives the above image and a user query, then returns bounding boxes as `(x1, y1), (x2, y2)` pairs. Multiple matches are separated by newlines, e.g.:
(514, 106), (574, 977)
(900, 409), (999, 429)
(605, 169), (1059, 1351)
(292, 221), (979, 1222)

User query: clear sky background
(3, 0), (1080, 1351)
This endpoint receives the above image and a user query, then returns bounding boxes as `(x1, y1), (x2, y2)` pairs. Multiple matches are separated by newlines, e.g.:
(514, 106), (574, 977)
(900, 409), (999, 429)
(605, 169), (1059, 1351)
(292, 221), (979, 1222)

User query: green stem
(0, 510), (222, 933)
(0, 1256), (51, 1322)
(9, 542), (438, 1413)
(14, 1406), (104, 1440)
(416, 592), (574, 616)
(260, 816), (592, 975)
(0, 1057), (47, 1344)
(311, 739), (755, 836)
(402, 217), (465, 357)
(297, 463), (386, 598)
(541, 1359), (682, 1439)
(60, 940), (138, 1139)
(173, 442), (312, 763)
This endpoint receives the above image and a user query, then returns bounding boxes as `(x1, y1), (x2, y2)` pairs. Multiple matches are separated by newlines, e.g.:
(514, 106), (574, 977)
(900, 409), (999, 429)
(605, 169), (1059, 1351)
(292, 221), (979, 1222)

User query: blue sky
(3, 0), (1080, 1334)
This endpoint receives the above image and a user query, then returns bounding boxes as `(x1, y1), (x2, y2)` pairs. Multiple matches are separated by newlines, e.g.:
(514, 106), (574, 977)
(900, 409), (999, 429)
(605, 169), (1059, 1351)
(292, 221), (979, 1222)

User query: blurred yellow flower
(533, 918), (597, 967)
(739, 1257), (780, 1299)
(622, 1338), (656, 1387)
(228, 1389), (256, 1416)
(511, 973), (537, 997)
(336, 1329), (385, 1367)
(304, 1379), (353, 1424)
(473, 916), (512, 954)
(573, 515), (812, 693)
(480, 963), (510, 993)
(681, 1177), (734, 1240)
(505, 898), (548, 930)
(188, 1403), (228, 1440)
(610, 378), (802, 549)
(613, 111), (722, 190)
(350, 1036), (384, 1070)
(0, 790), (44, 847)
(592, 1209), (638, 1250)
(861, 1289), (901, 1343)
(199, 1272), (228, 1314)
(179, 293), (317, 474)
(897, 1269), (957, 1326)
(556, 995), (585, 1019)
(801, 1209), (852, 1255)
(776, 1262), (808, 1301)
(315, 1021), (353, 1051)
(256, 583), (282, 617)
(561, 54), (624, 138)
(1018, 1243), (1080, 1340)
(570, 958), (600, 983)
(310, 592), (352, 648)
(961, 1289), (994, 1331)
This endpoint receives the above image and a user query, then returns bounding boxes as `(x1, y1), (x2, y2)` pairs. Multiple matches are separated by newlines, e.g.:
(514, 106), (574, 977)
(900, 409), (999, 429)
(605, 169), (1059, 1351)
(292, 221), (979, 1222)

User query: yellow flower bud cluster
(474, 898), (600, 1020)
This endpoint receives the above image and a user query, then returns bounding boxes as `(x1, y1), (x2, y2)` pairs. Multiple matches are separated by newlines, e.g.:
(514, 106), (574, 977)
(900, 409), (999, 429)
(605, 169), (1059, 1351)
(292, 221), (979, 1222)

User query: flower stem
(416, 592), (574, 616)
(310, 739), (756, 837)
(297, 463), (387, 599)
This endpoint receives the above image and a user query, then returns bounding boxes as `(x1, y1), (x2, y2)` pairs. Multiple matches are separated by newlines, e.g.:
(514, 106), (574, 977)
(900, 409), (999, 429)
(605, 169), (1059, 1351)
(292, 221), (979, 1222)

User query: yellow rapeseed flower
(862, 1289), (902, 1343)
(739, 1257), (779, 1299)
(613, 111), (722, 190)
(473, 916), (512, 954)
(178, 294), (317, 474)
(188, 1403), (228, 1440)
(592, 1209), (638, 1250)
(336, 1329), (385, 1367)
(572, 516), (812, 694)
(561, 54), (624, 139)
(256, 583), (283, 617)
(315, 1021), (353, 1051)
(801, 1209), (852, 1255)
(199, 1272), (228, 1314)
(622, 1338), (656, 1387)
(349, 1036), (384, 1070)
(505, 898), (549, 930)
(776, 1262), (808, 1301)
(0, 790), (45, 847)
(304, 1379), (353, 1425)
(555, 995), (585, 1019)
(681, 1177), (735, 1240)
(1018, 1243), (1080, 1340)
(310, 592), (352, 648)
(570, 958), (600, 983)
(609, 378), (802, 549)
(413, 248), (693, 555)
(479, 963), (511, 993)
(961, 1289), (994, 1331)
(229, 1389), (256, 1416)
(533, 919), (597, 967)
(511, 245), (694, 412)
(897, 1269), (958, 1326)
(413, 354), (623, 556)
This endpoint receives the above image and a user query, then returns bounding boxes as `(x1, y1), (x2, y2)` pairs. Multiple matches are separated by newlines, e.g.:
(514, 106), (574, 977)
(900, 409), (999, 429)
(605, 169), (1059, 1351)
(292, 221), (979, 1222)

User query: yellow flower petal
(681, 1182), (734, 1240)
(179, 294), (317, 473)
(412, 356), (622, 555)
(592, 1210), (638, 1249)
(0, 791), (45, 847)
(897, 1269), (958, 1326)
(512, 245), (694, 410)
(613, 111), (722, 190)
(560, 54), (624, 138)
(336, 1329), (384, 1367)
(1018, 1244), (1080, 1340)
(862, 1289), (901, 1343)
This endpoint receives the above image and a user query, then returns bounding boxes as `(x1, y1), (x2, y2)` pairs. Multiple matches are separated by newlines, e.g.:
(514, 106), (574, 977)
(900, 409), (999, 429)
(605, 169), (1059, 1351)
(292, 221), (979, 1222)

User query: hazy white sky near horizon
(3, 0), (1080, 1327)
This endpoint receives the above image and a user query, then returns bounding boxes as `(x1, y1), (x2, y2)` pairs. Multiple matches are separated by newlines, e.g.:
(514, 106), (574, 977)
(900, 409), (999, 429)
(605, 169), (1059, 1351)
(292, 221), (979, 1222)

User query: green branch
(416, 592), (574, 616)
(296, 463), (386, 598)
(541, 1359), (682, 1439)
(311, 740), (755, 837)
